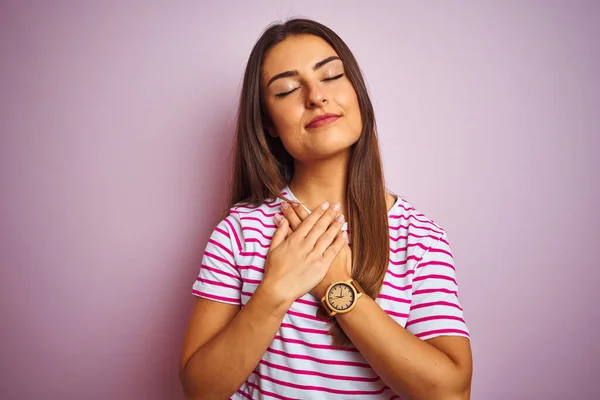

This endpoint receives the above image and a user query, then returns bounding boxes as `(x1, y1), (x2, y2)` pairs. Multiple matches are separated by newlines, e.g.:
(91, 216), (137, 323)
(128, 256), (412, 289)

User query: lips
(305, 113), (340, 129)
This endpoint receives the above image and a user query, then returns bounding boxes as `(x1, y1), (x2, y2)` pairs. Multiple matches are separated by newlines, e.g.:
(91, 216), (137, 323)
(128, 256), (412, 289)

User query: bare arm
(180, 202), (346, 399)
(281, 201), (472, 400)
(179, 289), (290, 399)
(335, 296), (472, 400)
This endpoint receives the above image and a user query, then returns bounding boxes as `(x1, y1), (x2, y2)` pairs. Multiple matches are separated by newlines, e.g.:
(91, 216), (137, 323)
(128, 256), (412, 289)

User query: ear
(266, 126), (278, 138)
(263, 119), (279, 138)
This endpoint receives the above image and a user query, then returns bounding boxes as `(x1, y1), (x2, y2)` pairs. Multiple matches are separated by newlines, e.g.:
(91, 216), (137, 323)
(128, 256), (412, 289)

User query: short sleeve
(405, 232), (470, 340)
(192, 214), (242, 305)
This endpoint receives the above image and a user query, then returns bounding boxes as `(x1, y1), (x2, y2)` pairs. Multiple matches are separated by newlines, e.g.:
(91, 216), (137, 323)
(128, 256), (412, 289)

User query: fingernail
(291, 202), (299, 208)
(336, 214), (344, 222)
(321, 202), (330, 210)
(274, 214), (282, 225)
(281, 202), (289, 210)
(332, 203), (341, 212)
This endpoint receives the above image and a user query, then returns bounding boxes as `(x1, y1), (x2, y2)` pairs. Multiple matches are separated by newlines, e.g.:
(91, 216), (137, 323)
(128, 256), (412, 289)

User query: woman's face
(261, 34), (362, 162)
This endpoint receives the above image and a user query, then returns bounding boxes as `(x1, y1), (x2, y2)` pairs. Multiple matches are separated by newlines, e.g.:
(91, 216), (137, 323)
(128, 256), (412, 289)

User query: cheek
(338, 87), (362, 133)
(268, 102), (302, 133)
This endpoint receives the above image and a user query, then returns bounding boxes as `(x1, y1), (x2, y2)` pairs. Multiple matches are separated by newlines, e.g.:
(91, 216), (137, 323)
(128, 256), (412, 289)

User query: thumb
(270, 215), (289, 250)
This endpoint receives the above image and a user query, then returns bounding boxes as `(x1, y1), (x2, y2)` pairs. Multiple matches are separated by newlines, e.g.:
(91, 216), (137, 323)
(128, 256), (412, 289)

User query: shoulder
(229, 196), (282, 227)
(225, 196), (284, 249)
(388, 194), (448, 247)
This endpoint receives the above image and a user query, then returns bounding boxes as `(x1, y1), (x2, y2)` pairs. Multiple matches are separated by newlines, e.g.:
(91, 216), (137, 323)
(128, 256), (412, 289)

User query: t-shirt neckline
(282, 185), (401, 223)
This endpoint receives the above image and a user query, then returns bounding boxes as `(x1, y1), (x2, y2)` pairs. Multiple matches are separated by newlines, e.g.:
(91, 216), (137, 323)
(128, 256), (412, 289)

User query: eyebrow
(266, 56), (341, 87)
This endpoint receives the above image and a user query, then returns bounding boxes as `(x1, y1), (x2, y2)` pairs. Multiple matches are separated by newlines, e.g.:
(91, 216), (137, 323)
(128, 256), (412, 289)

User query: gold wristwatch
(320, 279), (365, 317)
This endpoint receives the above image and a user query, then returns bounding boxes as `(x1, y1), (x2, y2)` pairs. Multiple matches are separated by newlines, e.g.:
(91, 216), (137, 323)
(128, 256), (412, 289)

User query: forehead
(262, 34), (340, 78)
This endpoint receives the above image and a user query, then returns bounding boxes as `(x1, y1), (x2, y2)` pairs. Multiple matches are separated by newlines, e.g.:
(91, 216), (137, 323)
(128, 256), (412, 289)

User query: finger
(322, 231), (348, 264)
(270, 214), (289, 250)
(313, 213), (345, 254)
(280, 201), (303, 231)
(290, 201), (310, 221)
(304, 203), (342, 245)
(292, 201), (331, 238)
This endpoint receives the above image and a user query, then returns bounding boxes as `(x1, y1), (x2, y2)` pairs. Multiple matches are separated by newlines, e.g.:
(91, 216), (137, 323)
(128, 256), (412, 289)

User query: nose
(304, 81), (328, 108)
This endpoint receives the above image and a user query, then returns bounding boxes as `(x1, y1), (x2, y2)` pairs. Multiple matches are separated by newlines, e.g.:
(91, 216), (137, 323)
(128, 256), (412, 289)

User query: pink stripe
(294, 298), (320, 307)
(274, 335), (358, 352)
(242, 277), (262, 285)
(389, 222), (444, 235)
(224, 217), (243, 252)
(235, 389), (253, 400)
(390, 242), (429, 253)
(200, 264), (241, 281)
(416, 328), (470, 338)
(406, 314), (466, 327)
(382, 281), (412, 291)
(231, 208), (278, 218)
(389, 213), (425, 221)
(204, 251), (236, 270)
(287, 309), (328, 323)
(386, 269), (414, 279)
(390, 233), (448, 245)
(280, 322), (330, 335)
(389, 254), (423, 266)
(192, 290), (240, 304)
(259, 359), (381, 383)
(265, 200), (284, 209)
(417, 260), (455, 271)
(242, 226), (273, 240)
(208, 239), (234, 257)
(413, 274), (457, 285)
(377, 293), (411, 304)
(394, 203), (416, 212)
(384, 309), (409, 319)
(245, 238), (270, 248)
(233, 204), (263, 212)
(413, 288), (457, 296)
(236, 389), (252, 400)
(244, 381), (296, 400)
(266, 347), (370, 368)
(410, 300), (463, 311)
(389, 214), (443, 230)
(251, 370), (388, 396)
(240, 216), (277, 229)
(287, 310), (329, 322)
(196, 277), (240, 290)
(429, 247), (453, 257)
(215, 226), (230, 238)
(240, 251), (267, 259)
(238, 264), (265, 273)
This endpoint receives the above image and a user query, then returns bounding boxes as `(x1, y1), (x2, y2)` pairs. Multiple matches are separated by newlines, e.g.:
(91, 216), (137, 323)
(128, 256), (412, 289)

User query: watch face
(327, 283), (355, 311)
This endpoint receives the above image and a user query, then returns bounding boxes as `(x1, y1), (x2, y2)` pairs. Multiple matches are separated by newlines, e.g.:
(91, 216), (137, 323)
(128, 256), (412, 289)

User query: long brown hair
(226, 18), (389, 346)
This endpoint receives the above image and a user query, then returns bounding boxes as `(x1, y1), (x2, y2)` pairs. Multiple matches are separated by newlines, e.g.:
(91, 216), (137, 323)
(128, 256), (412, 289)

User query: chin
(307, 142), (356, 161)
(285, 129), (360, 161)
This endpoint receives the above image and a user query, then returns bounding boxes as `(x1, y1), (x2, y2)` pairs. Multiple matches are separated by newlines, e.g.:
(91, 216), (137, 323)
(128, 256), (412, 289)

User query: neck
(289, 151), (349, 215)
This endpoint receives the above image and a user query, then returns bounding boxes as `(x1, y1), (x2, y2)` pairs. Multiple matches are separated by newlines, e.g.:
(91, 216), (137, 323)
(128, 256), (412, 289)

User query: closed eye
(275, 88), (299, 98)
(274, 73), (344, 98)
(323, 73), (344, 81)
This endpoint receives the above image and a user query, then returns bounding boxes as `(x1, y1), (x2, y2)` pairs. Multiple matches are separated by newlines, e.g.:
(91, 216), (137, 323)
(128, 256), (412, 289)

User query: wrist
(314, 272), (353, 300)
(253, 283), (293, 318)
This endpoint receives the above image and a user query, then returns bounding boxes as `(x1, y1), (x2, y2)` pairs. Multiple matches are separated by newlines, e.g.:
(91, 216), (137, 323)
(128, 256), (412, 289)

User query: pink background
(1, 1), (598, 399)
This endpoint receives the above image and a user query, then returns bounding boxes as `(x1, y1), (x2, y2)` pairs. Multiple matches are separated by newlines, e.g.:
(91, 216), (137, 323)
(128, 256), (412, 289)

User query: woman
(180, 18), (472, 400)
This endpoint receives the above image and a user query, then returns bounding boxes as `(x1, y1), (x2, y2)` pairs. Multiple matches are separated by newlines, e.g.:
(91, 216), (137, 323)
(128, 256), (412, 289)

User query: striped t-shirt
(192, 186), (469, 399)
